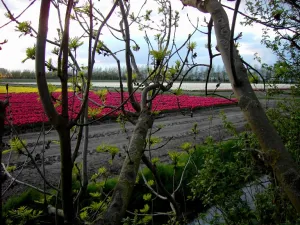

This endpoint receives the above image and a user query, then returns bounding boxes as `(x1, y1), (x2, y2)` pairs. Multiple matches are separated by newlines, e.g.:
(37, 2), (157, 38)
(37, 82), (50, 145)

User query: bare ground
(1, 100), (276, 201)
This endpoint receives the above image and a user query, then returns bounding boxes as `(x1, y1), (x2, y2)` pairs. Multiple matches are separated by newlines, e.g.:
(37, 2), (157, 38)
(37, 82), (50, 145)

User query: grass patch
(3, 189), (42, 215)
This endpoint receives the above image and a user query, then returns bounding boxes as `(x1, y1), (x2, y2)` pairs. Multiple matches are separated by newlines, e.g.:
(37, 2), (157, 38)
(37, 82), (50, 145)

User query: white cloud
(0, 0), (277, 72)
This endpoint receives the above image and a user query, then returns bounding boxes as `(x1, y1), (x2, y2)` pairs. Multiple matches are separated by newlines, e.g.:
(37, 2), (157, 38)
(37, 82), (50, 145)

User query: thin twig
(229, 0), (241, 87)
(0, 0), (37, 29)
(1, 163), (52, 195)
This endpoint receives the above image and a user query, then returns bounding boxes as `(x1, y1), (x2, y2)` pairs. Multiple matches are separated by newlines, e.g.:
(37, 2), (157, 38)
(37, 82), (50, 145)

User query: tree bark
(97, 110), (153, 225)
(58, 125), (74, 224)
(181, 0), (300, 213)
(36, 0), (60, 126)
(0, 100), (8, 225)
(36, 1), (75, 223)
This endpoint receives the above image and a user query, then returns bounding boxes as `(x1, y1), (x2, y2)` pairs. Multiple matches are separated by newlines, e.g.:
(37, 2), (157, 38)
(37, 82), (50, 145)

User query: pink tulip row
(0, 92), (236, 125)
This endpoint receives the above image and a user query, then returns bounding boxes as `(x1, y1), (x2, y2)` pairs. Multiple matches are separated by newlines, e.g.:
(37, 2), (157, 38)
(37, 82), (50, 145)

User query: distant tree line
(0, 64), (293, 83)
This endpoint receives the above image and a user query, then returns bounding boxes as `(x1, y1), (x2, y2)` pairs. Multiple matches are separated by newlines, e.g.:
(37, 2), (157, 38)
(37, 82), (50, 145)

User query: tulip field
(0, 87), (236, 126)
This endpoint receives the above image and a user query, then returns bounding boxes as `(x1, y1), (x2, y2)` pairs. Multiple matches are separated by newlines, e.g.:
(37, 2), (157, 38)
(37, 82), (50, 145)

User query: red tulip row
(0, 92), (236, 125)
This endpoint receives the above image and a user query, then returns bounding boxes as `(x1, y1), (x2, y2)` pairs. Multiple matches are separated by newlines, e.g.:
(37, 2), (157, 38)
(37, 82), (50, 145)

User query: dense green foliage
(267, 97), (300, 164)
(244, 0), (300, 85)
(187, 92), (300, 225)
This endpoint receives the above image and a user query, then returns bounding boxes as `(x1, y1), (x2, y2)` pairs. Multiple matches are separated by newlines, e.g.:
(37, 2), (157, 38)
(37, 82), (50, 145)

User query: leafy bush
(189, 138), (259, 206)
(3, 189), (41, 214)
(267, 97), (300, 164)
(189, 94), (300, 225)
(3, 189), (45, 225)
(253, 185), (300, 224)
(5, 206), (42, 225)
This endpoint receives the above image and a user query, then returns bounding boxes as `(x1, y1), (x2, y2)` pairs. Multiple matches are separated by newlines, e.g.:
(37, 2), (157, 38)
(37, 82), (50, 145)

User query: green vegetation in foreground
(0, 138), (263, 225)
(4, 121), (300, 225)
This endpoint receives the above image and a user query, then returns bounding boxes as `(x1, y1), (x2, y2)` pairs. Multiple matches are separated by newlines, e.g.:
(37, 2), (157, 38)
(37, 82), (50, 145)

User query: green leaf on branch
(9, 137), (27, 154)
(98, 167), (107, 175)
(149, 49), (170, 61)
(151, 157), (160, 164)
(15, 21), (31, 36)
(192, 123), (199, 134)
(152, 111), (161, 116)
(47, 84), (57, 94)
(144, 10), (152, 21)
(188, 42), (197, 51)
(174, 88), (183, 96)
(132, 44), (140, 51)
(147, 136), (162, 147)
(88, 107), (103, 119)
(176, 60), (181, 68)
(90, 173), (99, 182)
(89, 192), (101, 198)
(181, 142), (192, 152)
(143, 193), (152, 201)
(96, 40), (107, 54)
(80, 211), (88, 221)
(51, 47), (59, 55)
(147, 179), (154, 186)
(6, 165), (16, 172)
(69, 36), (83, 50)
(22, 45), (36, 63)
(8, 206), (42, 223)
(168, 151), (183, 167)
(140, 204), (150, 213)
(141, 215), (152, 224)
(96, 143), (120, 160)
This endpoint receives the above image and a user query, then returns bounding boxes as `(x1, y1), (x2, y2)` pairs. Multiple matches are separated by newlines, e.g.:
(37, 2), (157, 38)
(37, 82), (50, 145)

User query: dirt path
(1, 100), (276, 199)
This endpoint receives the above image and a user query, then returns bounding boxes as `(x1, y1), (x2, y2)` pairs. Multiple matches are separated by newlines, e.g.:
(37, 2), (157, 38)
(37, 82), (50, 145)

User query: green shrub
(189, 97), (300, 225)
(189, 139), (258, 205)
(267, 98), (300, 163)
(2, 139), (256, 225)
(3, 189), (41, 215)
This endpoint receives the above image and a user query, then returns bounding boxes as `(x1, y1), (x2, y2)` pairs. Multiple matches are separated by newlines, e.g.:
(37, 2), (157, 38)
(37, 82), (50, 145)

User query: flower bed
(0, 86), (38, 93)
(0, 91), (236, 126)
(0, 86), (73, 94)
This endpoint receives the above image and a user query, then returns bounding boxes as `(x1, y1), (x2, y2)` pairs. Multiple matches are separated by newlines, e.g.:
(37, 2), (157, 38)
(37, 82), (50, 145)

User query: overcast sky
(0, 0), (277, 72)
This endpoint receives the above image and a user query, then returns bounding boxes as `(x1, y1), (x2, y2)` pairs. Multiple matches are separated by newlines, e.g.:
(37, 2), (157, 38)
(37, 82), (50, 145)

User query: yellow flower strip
(0, 86), (73, 94)
(0, 86), (38, 93)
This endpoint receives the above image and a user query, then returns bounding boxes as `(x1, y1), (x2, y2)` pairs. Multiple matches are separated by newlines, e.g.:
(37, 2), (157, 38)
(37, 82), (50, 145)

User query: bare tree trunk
(79, 98), (89, 199)
(57, 126), (74, 224)
(0, 100), (8, 224)
(181, 0), (300, 213)
(36, 1), (75, 223)
(97, 110), (153, 225)
(0, 142), (3, 224)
